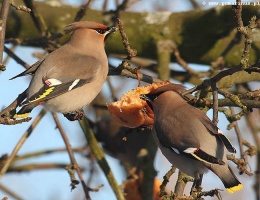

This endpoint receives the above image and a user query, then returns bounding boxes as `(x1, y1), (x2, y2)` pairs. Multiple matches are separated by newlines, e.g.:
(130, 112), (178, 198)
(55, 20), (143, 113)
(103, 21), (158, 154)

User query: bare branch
(0, 0), (10, 71)
(0, 109), (46, 178)
(23, 0), (47, 36)
(159, 166), (176, 197)
(227, 154), (253, 176)
(74, 0), (93, 22)
(10, 1), (31, 12)
(52, 113), (91, 200)
(0, 183), (23, 200)
(79, 117), (125, 200)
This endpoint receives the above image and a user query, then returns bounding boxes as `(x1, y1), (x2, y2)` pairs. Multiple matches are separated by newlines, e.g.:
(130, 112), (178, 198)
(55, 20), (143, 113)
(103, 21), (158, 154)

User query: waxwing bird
(8, 21), (116, 119)
(140, 83), (243, 194)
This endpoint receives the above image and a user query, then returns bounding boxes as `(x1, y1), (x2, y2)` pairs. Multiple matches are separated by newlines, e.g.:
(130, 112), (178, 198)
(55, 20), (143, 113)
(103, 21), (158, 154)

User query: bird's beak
(140, 93), (159, 102)
(140, 94), (155, 110)
(104, 26), (116, 41)
(105, 26), (117, 35)
(140, 94), (151, 102)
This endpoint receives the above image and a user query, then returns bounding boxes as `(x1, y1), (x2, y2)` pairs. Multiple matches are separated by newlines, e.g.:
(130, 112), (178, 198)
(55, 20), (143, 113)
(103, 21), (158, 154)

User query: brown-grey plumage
(141, 83), (243, 193)
(11, 21), (116, 118)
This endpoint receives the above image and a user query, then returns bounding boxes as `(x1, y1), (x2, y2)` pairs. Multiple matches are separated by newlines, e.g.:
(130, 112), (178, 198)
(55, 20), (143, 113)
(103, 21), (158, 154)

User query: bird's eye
(95, 29), (106, 34)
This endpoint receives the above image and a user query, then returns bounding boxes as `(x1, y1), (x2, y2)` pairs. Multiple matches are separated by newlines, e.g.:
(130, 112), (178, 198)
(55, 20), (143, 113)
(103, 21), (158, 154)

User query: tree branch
(0, 109), (46, 178)
(5, 1), (260, 66)
(52, 113), (92, 200)
(79, 117), (125, 200)
(0, 0), (10, 71)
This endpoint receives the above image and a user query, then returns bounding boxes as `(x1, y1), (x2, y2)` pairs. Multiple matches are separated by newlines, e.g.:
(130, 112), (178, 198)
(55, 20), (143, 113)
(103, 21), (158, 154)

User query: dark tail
(209, 164), (243, 193)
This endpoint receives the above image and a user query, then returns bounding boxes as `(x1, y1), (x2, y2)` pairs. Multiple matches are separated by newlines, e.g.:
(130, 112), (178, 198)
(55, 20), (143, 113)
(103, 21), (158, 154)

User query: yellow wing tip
(226, 184), (243, 193)
(13, 112), (30, 119)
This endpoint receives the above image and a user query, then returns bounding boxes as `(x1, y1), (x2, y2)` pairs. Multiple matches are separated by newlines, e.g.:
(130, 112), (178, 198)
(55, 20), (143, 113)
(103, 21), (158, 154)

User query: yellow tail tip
(13, 113), (30, 119)
(226, 184), (243, 193)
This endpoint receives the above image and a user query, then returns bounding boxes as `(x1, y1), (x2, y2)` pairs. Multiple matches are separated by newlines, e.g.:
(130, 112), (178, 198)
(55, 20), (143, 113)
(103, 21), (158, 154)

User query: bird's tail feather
(209, 165), (243, 193)
(13, 105), (35, 119)
(223, 165), (243, 193)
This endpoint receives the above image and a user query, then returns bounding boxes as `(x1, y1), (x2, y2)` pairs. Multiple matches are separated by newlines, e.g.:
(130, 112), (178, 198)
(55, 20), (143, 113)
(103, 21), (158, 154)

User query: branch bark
(79, 117), (125, 200)
(5, 1), (260, 67)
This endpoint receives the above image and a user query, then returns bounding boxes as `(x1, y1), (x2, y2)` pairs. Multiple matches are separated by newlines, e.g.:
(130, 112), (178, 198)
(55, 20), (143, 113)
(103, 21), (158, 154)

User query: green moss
(5, 2), (260, 67)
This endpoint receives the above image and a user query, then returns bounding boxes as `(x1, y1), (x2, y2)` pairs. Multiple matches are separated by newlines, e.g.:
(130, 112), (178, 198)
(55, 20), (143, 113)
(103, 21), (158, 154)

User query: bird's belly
(151, 129), (208, 178)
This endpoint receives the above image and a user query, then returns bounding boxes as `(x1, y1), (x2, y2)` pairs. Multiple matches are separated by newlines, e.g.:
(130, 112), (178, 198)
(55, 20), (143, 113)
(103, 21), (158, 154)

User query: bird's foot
(63, 110), (84, 121)
(190, 175), (203, 195)
(190, 185), (203, 195)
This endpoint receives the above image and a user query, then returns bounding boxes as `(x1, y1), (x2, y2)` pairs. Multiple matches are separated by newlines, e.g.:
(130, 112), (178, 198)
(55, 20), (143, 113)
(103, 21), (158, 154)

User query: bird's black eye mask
(95, 28), (107, 34)
(140, 92), (164, 109)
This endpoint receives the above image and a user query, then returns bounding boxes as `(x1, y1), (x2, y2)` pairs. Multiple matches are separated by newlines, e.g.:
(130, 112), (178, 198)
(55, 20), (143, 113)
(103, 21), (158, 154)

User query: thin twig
(245, 111), (260, 199)
(0, 116), (31, 125)
(218, 107), (247, 129)
(2, 44), (16, 65)
(159, 166), (176, 197)
(14, 146), (88, 161)
(217, 98), (260, 108)
(10, 1), (31, 12)
(23, 0), (47, 36)
(0, 109), (46, 179)
(192, 189), (222, 200)
(111, 66), (260, 109)
(232, 0), (256, 69)
(4, 46), (31, 69)
(182, 1), (258, 96)
(242, 139), (258, 157)
(232, 0), (244, 28)
(117, 0), (130, 11)
(8, 163), (68, 172)
(5, 37), (59, 49)
(211, 82), (218, 125)
(172, 47), (200, 77)
(0, 183), (23, 200)
(116, 18), (137, 75)
(79, 117), (125, 200)
(102, 0), (108, 11)
(189, 0), (201, 10)
(0, 0), (10, 71)
(117, 18), (136, 59)
(227, 154), (253, 176)
(51, 113), (91, 200)
(86, 153), (96, 186)
(218, 89), (247, 112)
(74, 0), (93, 22)
(230, 107), (245, 159)
(109, 67), (162, 83)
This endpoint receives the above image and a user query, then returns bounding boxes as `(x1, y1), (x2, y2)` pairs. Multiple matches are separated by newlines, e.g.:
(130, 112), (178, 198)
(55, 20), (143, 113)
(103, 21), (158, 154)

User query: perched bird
(10, 21), (116, 119)
(141, 83), (243, 193)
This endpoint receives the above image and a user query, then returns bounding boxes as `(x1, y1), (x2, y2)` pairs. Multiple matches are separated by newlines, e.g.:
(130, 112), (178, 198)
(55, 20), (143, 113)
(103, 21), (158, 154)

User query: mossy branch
(79, 117), (125, 200)
(5, 0), (260, 67)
